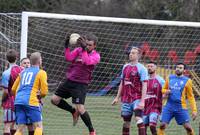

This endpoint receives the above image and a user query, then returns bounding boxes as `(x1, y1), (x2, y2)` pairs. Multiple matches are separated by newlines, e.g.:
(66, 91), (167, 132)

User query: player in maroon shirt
(1, 49), (23, 135)
(112, 46), (148, 135)
(143, 61), (165, 135)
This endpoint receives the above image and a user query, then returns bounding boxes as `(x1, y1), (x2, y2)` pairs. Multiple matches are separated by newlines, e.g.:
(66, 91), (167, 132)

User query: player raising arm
(112, 46), (148, 135)
(51, 33), (100, 135)
(12, 52), (48, 135)
(158, 62), (197, 135)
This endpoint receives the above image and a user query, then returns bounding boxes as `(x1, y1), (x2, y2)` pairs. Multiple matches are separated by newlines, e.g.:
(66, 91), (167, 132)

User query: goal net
(0, 12), (200, 135)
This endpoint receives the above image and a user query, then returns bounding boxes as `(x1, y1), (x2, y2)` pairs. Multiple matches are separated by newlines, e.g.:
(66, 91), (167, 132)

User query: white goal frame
(20, 11), (200, 60)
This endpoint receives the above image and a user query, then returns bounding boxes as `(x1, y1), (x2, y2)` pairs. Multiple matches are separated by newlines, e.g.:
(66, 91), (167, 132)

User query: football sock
(80, 111), (94, 132)
(57, 99), (75, 114)
(34, 127), (42, 135)
(11, 129), (16, 135)
(137, 123), (145, 135)
(187, 129), (194, 135)
(150, 125), (157, 135)
(122, 127), (130, 135)
(157, 128), (165, 135)
(29, 131), (35, 135)
(4, 133), (11, 135)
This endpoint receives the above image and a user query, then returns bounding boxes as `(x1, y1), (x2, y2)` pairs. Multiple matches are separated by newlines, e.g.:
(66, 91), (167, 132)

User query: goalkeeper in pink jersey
(143, 61), (165, 135)
(112, 46), (148, 135)
(51, 33), (100, 135)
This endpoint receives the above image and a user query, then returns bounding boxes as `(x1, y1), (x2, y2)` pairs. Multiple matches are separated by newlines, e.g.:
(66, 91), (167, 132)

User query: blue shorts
(15, 105), (42, 125)
(160, 106), (190, 125)
(26, 104), (43, 125)
(143, 112), (159, 125)
(121, 99), (140, 117)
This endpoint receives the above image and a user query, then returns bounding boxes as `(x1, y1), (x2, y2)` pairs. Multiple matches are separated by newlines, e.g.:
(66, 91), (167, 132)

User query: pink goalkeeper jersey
(143, 75), (165, 115)
(64, 47), (100, 84)
(121, 63), (148, 103)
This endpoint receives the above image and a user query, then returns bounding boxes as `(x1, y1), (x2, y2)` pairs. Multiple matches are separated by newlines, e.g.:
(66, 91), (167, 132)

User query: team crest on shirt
(153, 83), (158, 88)
(174, 82), (178, 86)
(130, 70), (137, 76)
(180, 81), (184, 85)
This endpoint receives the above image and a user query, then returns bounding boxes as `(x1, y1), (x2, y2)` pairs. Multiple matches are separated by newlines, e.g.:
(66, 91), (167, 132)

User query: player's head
(30, 52), (42, 66)
(175, 62), (186, 76)
(147, 61), (157, 75)
(6, 49), (18, 64)
(85, 33), (98, 52)
(20, 57), (30, 68)
(129, 46), (141, 62)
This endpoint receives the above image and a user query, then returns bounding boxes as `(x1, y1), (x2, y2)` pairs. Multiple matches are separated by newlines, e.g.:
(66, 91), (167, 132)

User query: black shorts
(55, 80), (88, 104)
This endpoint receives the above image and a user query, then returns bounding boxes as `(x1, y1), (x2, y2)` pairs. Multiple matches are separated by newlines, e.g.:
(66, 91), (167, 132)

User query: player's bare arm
(112, 81), (122, 105)
(137, 81), (147, 109)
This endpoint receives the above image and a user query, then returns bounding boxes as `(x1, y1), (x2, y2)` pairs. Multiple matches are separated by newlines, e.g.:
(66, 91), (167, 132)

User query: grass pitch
(0, 93), (199, 135)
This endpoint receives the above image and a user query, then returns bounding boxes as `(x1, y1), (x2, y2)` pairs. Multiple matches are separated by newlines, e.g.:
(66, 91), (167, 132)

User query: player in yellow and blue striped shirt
(12, 52), (48, 135)
(158, 62), (197, 135)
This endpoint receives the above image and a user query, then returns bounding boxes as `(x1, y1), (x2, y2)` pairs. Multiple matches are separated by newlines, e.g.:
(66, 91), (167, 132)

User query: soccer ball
(69, 33), (80, 45)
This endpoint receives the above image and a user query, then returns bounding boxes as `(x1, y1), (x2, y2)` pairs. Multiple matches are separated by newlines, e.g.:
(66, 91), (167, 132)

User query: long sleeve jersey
(64, 47), (100, 84)
(12, 67), (48, 107)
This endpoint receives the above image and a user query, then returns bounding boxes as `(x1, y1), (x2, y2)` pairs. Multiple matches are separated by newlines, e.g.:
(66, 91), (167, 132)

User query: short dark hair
(20, 57), (29, 63)
(6, 49), (17, 63)
(148, 61), (157, 65)
(176, 62), (186, 69)
(85, 33), (98, 45)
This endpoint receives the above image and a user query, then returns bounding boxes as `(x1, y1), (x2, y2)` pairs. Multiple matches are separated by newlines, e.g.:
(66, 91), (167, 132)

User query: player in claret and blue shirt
(158, 62), (197, 135)
(1, 49), (23, 135)
(112, 46), (148, 135)
(143, 61), (165, 135)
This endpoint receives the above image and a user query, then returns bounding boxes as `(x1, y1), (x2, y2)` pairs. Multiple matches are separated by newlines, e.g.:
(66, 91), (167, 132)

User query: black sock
(150, 125), (157, 135)
(10, 129), (16, 135)
(28, 131), (34, 135)
(80, 111), (94, 132)
(57, 99), (75, 114)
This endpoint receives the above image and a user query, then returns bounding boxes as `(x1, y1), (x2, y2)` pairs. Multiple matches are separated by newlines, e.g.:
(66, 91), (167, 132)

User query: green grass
(0, 92), (200, 135)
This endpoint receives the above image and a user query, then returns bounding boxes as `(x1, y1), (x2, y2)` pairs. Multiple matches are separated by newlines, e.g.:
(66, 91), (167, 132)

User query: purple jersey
(120, 63), (148, 103)
(144, 75), (165, 115)
(64, 47), (100, 84)
(1, 64), (23, 109)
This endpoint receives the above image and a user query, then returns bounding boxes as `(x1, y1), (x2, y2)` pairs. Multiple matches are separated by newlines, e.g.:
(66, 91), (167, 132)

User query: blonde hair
(30, 52), (41, 65)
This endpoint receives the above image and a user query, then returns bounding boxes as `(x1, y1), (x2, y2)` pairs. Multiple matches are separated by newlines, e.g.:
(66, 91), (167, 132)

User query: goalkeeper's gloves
(78, 37), (87, 50)
(65, 35), (70, 48)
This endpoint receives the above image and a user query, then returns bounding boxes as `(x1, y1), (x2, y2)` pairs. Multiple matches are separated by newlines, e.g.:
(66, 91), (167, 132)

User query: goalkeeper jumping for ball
(51, 33), (100, 135)
(112, 46), (148, 135)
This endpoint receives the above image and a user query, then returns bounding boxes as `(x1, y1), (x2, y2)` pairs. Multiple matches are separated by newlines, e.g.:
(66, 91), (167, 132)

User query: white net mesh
(0, 13), (200, 135)
(0, 13), (21, 75)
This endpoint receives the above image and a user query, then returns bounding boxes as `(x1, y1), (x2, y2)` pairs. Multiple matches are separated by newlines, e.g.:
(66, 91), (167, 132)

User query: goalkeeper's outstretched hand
(65, 35), (70, 48)
(77, 36), (87, 50)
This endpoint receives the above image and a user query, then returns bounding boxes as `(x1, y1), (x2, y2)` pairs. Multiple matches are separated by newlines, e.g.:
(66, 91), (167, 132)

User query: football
(69, 33), (80, 45)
